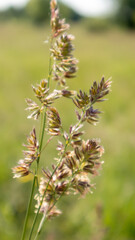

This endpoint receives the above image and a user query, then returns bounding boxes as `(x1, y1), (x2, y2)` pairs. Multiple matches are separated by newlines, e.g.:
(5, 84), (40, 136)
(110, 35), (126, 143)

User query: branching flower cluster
(12, 1), (111, 239)
(12, 128), (39, 178)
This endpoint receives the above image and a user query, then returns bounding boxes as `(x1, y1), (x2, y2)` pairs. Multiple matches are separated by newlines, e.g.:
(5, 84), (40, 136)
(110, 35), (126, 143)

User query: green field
(0, 21), (135, 240)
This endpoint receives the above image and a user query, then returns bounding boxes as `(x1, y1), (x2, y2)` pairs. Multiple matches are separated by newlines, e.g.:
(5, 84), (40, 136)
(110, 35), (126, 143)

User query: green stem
(34, 213), (47, 240)
(47, 38), (53, 88)
(28, 37), (53, 240)
(21, 35), (53, 240)
(36, 36), (53, 174)
(21, 175), (36, 240)
(39, 111), (47, 153)
(39, 111), (43, 148)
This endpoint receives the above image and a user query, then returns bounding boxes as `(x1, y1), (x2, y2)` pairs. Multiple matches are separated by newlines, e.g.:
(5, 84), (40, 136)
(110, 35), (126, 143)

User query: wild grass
(0, 20), (135, 240)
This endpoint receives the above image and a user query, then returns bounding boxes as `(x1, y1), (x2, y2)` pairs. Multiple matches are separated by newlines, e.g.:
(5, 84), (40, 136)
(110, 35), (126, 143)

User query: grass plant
(1, 2), (135, 240)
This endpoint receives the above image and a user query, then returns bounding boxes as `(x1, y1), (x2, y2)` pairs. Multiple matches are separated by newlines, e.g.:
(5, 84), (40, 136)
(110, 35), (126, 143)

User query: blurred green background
(0, 0), (135, 239)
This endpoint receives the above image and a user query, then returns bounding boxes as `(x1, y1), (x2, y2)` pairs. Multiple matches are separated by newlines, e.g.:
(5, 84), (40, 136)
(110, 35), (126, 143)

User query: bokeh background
(0, 0), (135, 239)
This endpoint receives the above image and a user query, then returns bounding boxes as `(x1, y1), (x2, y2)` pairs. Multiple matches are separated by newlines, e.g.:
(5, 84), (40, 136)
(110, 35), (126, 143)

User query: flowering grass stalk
(12, 1), (111, 239)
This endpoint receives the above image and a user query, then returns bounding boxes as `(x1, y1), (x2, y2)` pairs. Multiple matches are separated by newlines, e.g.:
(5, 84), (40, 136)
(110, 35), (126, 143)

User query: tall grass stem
(21, 174), (36, 240)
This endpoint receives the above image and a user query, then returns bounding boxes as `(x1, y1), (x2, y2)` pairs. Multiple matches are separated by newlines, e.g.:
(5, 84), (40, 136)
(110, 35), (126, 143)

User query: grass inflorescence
(12, 1), (111, 239)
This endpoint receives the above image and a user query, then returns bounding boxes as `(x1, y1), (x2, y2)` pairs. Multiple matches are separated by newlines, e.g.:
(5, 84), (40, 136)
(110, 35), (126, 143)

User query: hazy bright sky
(0, 0), (114, 16)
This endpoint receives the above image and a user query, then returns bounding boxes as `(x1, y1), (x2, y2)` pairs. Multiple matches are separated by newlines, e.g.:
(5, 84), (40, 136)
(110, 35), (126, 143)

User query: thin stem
(39, 111), (47, 153)
(36, 37), (53, 173)
(39, 111), (44, 147)
(47, 36), (53, 89)
(28, 37), (53, 240)
(34, 213), (47, 240)
(41, 136), (54, 154)
(21, 35), (53, 240)
(35, 173), (39, 190)
(21, 175), (36, 240)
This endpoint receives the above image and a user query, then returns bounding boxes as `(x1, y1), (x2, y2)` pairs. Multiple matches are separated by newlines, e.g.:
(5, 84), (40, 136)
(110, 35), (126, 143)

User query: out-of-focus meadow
(0, 1), (135, 240)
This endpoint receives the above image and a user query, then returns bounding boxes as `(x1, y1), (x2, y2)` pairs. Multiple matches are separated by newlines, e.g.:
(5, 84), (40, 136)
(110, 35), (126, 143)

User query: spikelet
(12, 161), (30, 178)
(73, 90), (90, 109)
(47, 107), (62, 136)
(25, 98), (41, 120)
(84, 106), (102, 125)
(71, 174), (91, 196)
(90, 77), (112, 104)
(23, 128), (39, 164)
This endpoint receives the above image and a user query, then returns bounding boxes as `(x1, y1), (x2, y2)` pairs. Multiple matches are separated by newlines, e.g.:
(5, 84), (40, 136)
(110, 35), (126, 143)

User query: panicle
(25, 80), (50, 120)
(52, 34), (78, 86)
(50, 1), (78, 86)
(35, 163), (71, 217)
(26, 80), (64, 120)
(64, 139), (104, 177)
(51, 34), (75, 60)
(12, 128), (39, 178)
(32, 79), (49, 101)
(35, 136), (104, 211)
(35, 193), (62, 219)
(32, 79), (62, 106)
(73, 77), (111, 126)
(50, 0), (69, 38)
(13, 0), (112, 226)
(73, 77), (111, 110)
